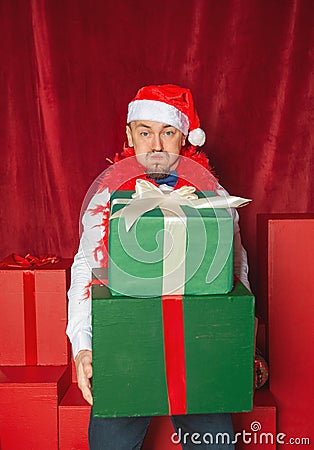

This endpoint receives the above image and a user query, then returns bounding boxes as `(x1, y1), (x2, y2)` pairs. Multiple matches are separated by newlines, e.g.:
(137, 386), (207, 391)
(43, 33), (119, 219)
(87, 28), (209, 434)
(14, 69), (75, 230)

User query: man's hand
(75, 349), (93, 405)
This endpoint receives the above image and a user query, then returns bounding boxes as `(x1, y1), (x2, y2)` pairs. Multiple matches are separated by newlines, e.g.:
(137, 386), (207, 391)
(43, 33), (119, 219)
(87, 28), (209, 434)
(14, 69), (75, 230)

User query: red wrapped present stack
(0, 254), (73, 449)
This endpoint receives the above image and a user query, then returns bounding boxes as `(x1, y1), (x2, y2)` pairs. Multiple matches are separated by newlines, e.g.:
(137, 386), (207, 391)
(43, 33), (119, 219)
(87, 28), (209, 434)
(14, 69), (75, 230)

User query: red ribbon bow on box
(0, 253), (60, 268)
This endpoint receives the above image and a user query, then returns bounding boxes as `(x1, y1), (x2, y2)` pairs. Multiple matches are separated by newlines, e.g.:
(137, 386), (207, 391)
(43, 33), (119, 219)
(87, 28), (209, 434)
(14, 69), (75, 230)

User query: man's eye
(140, 131), (149, 137)
(165, 130), (174, 136)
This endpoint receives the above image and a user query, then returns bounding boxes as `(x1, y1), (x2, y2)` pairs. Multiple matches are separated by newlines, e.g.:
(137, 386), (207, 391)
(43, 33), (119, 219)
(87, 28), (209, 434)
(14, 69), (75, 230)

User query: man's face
(126, 120), (186, 178)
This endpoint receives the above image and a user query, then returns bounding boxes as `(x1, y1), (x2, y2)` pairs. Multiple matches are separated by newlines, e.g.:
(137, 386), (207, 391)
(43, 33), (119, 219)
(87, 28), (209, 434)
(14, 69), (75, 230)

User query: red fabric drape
(1, 0), (313, 301)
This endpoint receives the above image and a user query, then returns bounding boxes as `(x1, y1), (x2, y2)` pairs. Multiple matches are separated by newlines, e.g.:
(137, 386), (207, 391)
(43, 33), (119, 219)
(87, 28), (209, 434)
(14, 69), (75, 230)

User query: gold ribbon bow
(110, 179), (251, 231)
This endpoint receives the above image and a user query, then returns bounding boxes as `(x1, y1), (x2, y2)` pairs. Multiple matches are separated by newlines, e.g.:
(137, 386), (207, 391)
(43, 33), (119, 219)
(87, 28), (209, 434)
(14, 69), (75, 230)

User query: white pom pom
(188, 128), (206, 146)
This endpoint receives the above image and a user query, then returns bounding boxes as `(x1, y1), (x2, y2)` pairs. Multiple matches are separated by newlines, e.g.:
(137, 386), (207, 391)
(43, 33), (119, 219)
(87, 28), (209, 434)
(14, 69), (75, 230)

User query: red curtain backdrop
(1, 0), (313, 301)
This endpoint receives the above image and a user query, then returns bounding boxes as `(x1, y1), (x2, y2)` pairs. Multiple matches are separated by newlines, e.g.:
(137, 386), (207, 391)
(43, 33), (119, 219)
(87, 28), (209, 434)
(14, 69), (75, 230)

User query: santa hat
(127, 84), (206, 147)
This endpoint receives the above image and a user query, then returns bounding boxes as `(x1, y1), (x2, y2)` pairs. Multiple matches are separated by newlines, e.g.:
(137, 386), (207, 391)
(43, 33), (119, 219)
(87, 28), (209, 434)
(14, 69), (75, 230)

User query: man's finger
(81, 384), (93, 405)
(75, 350), (93, 404)
(78, 371), (93, 405)
(84, 364), (93, 379)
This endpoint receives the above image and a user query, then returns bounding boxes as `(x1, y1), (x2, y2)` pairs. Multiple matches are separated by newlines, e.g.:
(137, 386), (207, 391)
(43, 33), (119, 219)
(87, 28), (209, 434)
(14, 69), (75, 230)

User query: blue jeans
(88, 412), (235, 449)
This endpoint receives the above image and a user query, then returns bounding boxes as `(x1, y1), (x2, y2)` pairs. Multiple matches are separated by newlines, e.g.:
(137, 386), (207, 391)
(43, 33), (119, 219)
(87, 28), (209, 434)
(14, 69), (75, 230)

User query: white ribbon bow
(110, 179), (251, 231)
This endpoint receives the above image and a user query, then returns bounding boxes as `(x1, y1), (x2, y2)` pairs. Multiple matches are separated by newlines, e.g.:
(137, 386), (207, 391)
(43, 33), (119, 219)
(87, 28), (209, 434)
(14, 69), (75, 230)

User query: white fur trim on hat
(188, 128), (206, 146)
(127, 99), (190, 136)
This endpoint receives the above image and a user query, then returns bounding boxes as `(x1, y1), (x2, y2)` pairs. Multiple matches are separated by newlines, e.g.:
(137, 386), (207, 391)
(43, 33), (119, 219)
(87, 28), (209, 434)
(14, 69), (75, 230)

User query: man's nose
(152, 134), (163, 151)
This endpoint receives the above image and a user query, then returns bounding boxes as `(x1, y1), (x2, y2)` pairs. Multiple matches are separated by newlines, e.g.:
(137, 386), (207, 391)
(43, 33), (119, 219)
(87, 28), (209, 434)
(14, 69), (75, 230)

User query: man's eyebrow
(132, 123), (175, 129)
(133, 123), (152, 129)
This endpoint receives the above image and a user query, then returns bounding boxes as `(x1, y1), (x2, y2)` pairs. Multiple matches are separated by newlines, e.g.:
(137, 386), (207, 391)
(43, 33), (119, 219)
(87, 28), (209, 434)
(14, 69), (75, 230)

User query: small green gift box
(108, 187), (234, 297)
(92, 281), (255, 418)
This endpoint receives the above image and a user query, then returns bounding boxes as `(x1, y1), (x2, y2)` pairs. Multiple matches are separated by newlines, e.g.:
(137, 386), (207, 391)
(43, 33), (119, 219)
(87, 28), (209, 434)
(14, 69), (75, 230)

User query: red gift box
(59, 383), (91, 450)
(0, 365), (71, 450)
(0, 256), (72, 365)
(258, 215), (314, 446)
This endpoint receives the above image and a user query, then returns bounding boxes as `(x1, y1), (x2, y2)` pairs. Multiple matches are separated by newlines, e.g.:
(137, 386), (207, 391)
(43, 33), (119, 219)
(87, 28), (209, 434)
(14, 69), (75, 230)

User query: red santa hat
(127, 84), (206, 147)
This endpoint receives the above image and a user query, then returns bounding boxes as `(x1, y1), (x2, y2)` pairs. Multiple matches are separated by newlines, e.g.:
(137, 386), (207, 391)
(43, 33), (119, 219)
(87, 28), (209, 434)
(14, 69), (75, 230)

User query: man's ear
(126, 125), (134, 147)
(181, 134), (186, 147)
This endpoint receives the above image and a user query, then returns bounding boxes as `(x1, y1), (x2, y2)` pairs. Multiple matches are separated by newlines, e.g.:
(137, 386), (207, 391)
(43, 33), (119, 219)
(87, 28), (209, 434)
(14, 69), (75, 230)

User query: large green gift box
(108, 190), (234, 297)
(92, 281), (255, 418)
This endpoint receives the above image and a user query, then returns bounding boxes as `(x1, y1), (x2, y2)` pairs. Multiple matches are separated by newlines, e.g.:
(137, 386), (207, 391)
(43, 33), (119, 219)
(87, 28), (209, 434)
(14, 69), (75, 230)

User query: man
(67, 84), (250, 449)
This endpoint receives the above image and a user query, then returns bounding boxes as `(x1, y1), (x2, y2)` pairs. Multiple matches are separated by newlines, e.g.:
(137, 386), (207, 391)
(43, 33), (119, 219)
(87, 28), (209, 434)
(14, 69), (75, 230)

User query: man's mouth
(147, 153), (167, 160)
(145, 160), (171, 179)
(142, 152), (171, 178)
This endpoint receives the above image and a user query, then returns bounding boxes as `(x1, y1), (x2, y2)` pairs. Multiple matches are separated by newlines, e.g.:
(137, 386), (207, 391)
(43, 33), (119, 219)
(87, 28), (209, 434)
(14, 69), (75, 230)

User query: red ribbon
(162, 295), (187, 415)
(23, 271), (37, 365)
(0, 253), (60, 268)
